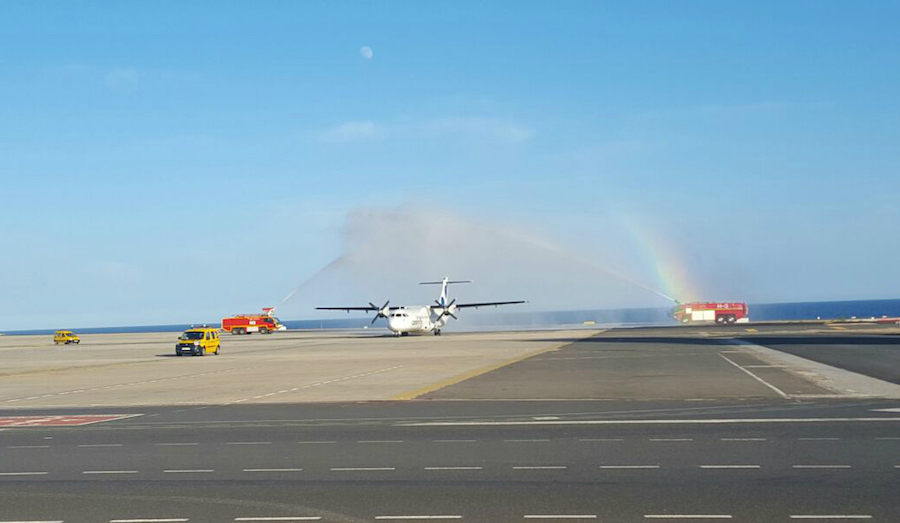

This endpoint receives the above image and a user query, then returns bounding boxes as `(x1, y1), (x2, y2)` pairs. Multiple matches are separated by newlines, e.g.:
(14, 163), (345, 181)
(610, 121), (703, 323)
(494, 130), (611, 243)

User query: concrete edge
(731, 338), (900, 399)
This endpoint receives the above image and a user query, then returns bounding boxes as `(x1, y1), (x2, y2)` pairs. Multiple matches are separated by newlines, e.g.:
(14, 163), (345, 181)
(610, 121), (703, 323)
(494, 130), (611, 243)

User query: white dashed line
(424, 466), (483, 470)
(600, 465), (660, 469)
(227, 442), (271, 445)
(720, 438), (766, 442)
(579, 438), (624, 442)
(163, 469), (214, 473)
(789, 517), (872, 520)
(110, 520), (190, 523)
(330, 467), (395, 471)
(235, 519), (322, 521)
(358, 440), (404, 444)
(523, 516), (597, 520)
(78, 444), (123, 448)
(155, 443), (199, 446)
(649, 438), (693, 442)
(0, 471), (48, 476)
(504, 439), (550, 442)
(243, 468), (304, 472)
(375, 517), (462, 520)
(792, 465), (851, 469)
(699, 465), (761, 469)
(235, 519), (321, 522)
(83, 470), (138, 475)
(645, 516), (732, 520)
(7, 445), (50, 449)
(798, 438), (840, 441)
(298, 441), (336, 444)
(513, 466), (567, 470)
(433, 439), (476, 443)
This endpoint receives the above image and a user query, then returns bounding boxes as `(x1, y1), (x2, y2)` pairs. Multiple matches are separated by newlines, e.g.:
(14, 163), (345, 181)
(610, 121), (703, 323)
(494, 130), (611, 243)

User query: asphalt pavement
(0, 324), (899, 521)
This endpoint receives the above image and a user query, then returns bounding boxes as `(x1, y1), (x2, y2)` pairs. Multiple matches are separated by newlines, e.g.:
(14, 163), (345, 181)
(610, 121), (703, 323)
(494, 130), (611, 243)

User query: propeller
(434, 298), (458, 320)
(369, 301), (390, 325)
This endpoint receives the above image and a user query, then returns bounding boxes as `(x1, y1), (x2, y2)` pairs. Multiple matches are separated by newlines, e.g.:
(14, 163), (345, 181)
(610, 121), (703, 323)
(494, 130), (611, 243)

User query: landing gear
(400, 332), (410, 337)
(433, 329), (442, 336)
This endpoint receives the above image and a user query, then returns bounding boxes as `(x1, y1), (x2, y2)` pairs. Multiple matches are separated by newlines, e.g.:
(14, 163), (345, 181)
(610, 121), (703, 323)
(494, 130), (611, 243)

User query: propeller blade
(449, 312), (458, 320)
(371, 315), (379, 325)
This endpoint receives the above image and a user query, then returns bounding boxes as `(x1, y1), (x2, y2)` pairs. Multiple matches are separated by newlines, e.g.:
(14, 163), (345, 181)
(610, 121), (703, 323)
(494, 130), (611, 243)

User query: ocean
(3, 298), (899, 336)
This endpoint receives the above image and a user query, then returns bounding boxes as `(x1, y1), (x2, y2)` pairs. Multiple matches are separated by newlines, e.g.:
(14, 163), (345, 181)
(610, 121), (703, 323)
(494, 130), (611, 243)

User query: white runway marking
(798, 438), (840, 441)
(523, 516), (597, 520)
(792, 465), (851, 469)
(227, 441), (271, 445)
(243, 468), (303, 472)
(718, 353), (789, 398)
(513, 466), (567, 470)
(645, 516), (732, 520)
(404, 417), (900, 427)
(700, 465), (760, 469)
(0, 521), (64, 523)
(649, 438), (693, 442)
(789, 516), (872, 520)
(433, 439), (476, 443)
(375, 517), (462, 520)
(110, 520), (190, 523)
(235, 518), (321, 521)
(7, 445), (50, 449)
(0, 471), (48, 476)
(358, 440), (403, 443)
(720, 438), (766, 441)
(330, 467), (395, 471)
(78, 443), (123, 447)
(83, 470), (138, 474)
(504, 439), (550, 442)
(600, 465), (659, 469)
(579, 438), (624, 442)
(155, 442), (199, 446)
(424, 466), (482, 470)
(298, 441), (336, 444)
(163, 469), (214, 473)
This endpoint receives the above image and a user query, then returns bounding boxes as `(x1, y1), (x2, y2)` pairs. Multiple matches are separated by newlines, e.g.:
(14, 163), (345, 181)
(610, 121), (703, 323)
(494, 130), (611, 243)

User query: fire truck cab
(671, 302), (749, 325)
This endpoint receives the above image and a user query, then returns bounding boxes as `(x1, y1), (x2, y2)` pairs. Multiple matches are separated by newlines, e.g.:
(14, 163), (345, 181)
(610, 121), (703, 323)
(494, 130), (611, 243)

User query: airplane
(316, 277), (526, 336)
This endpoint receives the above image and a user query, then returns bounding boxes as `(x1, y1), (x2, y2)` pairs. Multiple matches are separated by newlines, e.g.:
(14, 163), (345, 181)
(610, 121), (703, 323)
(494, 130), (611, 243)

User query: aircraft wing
(315, 306), (378, 313)
(454, 301), (526, 309)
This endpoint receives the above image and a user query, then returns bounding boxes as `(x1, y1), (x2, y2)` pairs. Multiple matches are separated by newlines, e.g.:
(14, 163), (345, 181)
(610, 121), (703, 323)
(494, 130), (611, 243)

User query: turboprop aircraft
(316, 277), (525, 336)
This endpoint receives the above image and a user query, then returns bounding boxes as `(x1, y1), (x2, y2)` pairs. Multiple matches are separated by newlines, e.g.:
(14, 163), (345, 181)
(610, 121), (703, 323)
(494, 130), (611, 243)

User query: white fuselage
(387, 306), (446, 335)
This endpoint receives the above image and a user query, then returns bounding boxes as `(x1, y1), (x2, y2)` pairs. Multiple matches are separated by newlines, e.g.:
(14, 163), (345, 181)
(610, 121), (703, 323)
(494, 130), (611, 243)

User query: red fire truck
(221, 308), (286, 335)
(671, 302), (749, 325)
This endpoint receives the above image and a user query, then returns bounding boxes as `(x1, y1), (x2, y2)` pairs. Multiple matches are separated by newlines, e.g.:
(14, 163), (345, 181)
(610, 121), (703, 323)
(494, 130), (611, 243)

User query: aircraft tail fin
(420, 278), (471, 307)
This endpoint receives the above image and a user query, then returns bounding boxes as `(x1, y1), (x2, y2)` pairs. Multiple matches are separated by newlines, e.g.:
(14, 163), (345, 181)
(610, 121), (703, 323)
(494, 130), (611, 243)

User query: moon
(359, 46), (373, 60)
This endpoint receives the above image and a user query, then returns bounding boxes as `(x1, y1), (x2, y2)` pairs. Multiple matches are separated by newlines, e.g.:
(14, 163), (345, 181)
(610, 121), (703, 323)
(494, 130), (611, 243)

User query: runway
(0, 323), (898, 521)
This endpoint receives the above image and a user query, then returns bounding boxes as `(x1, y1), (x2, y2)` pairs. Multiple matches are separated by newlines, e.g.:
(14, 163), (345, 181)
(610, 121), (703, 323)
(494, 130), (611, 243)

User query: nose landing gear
(433, 329), (442, 336)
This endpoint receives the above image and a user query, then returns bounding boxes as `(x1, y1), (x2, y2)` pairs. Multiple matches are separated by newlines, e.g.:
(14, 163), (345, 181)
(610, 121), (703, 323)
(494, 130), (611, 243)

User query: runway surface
(0, 323), (898, 521)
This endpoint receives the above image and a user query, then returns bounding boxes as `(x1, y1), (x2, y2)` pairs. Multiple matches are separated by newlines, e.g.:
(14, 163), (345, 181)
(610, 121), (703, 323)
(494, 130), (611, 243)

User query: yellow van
(53, 331), (80, 345)
(175, 327), (220, 356)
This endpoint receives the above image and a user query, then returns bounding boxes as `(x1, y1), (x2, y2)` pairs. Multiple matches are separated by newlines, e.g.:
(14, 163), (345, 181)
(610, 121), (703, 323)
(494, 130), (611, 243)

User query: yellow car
(53, 330), (80, 345)
(175, 327), (220, 356)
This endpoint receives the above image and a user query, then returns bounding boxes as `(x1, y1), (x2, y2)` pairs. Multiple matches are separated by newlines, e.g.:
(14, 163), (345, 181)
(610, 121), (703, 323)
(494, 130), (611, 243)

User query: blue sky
(1, 1), (899, 329)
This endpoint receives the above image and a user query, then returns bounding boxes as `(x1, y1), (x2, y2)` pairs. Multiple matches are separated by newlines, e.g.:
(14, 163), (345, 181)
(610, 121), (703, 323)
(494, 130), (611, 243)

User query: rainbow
(615, 214), (700, 304)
